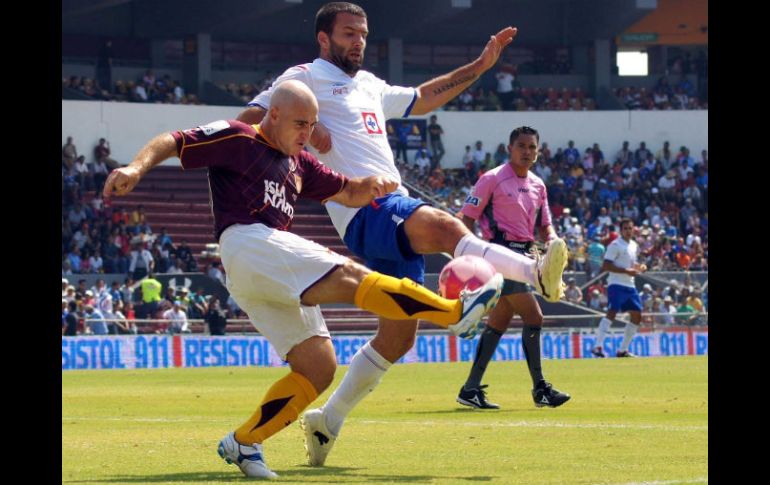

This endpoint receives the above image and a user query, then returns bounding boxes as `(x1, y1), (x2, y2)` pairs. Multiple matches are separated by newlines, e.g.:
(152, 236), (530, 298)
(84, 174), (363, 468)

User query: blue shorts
(343, 193), (429, 284)
(607, 284), (643, 312)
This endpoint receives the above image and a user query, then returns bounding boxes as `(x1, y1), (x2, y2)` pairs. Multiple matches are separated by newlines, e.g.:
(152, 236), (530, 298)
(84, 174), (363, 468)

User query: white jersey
(251, 59), (417, 236)
(604, 237), (638, 288)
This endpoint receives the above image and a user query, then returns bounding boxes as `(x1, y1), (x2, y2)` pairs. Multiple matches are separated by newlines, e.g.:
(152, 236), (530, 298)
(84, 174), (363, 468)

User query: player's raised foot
(616, 350), (637, 358)
(217, 431), (278, 479)
(450, 273), (504, 339)
(457, 384), (500, 409)
(300, 408), (337, 467)
(532, 381), (571, 408)
(534, 238), (568, 302)
(591, 346), (606, 358)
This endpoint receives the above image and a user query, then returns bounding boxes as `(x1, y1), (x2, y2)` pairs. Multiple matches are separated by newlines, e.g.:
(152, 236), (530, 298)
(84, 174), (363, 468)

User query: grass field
(62, 356), (707, 484)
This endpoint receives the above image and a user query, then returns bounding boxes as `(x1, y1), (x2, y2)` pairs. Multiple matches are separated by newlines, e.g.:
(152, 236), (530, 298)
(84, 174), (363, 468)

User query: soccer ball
(438, 255), (498, 300)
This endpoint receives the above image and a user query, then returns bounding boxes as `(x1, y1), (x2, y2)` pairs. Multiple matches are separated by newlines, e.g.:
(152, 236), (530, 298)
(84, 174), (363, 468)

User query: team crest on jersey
(361, 112), (382, 134)
(465, 195), (480, 206)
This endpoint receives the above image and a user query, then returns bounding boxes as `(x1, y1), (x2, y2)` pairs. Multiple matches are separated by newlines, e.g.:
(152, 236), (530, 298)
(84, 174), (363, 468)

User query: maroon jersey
(172, 120), (347, 240)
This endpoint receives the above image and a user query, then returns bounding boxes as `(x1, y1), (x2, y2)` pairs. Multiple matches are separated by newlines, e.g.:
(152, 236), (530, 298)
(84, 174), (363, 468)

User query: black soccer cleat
(532, 381), (571, 408)
(456, 385), (500, 409)
(616, 350), (637, 358)
(591, 346), (606, 358)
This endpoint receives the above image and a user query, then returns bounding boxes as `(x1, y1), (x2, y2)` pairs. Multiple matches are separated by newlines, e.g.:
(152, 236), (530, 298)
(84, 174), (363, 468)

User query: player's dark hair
(620, 218), (634, 230)
(315, 2), (367, 36)
(509, 126), (539, 145)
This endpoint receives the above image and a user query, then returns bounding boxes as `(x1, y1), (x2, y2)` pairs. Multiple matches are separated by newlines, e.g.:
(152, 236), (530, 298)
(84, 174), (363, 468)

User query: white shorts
(219, 223), (349, 359)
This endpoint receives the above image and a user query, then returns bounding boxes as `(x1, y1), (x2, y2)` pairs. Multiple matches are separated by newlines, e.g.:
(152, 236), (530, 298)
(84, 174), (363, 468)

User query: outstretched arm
(102, 133), (177, 198)
(411, 27), (517, 115)
(327, 175), (399, 208)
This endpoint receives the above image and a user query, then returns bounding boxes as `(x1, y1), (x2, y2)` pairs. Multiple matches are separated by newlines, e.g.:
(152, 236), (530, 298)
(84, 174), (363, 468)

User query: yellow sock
(354, 272), (462, 327)
(234, 371), (318, 444)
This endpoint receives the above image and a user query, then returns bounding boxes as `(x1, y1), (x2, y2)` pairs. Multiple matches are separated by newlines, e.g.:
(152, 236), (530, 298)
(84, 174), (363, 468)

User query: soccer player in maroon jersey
(103, 80), (502, 478)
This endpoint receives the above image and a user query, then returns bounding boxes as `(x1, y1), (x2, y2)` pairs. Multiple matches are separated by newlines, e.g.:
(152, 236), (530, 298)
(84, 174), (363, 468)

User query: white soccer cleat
(300, 408), (337, 466)
(450, 273), (504, 339)
(534, 238), (568, 303)
(217, 431), (278, 479)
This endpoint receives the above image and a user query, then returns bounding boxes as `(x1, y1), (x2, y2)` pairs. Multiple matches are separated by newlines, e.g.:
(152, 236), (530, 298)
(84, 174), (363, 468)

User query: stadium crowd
(615, 74), (706, 110)
(63, 70), (203, 105)
(63, 120), (707, 331)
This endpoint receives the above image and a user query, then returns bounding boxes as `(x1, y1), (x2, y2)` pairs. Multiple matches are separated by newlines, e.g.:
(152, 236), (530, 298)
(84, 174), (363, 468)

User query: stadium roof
(62, 0), (654, 46)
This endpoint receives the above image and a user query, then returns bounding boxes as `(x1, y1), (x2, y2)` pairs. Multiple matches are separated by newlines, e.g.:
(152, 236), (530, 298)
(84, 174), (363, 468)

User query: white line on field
(356, 419), (706, 432)
(61, 416), (706, 432)
(601, 478), (707, 485)
(62, 416), (232, 423)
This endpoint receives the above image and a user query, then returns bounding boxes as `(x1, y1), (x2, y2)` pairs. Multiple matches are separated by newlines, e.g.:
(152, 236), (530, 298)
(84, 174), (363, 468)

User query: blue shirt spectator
(85, 306), (108, 335)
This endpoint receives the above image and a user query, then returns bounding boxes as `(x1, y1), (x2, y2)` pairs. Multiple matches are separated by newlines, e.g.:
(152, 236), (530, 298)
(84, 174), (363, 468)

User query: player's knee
(523, 312), (543, 326)
(303, 358), (337, 394)
(336, 259), (369, 282)
(429, 209), (468, 251)
(315, 367), (336, 393)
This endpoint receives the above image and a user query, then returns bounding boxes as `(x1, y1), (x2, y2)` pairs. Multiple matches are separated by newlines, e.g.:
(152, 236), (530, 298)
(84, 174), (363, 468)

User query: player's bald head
(269, 80), (319, 113)
(262, 79), (319, 156)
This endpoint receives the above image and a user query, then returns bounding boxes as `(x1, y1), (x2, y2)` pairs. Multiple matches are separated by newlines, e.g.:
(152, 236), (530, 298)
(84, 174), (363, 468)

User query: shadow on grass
(64, 466), (496, 483)
(403, 408), (522, 415)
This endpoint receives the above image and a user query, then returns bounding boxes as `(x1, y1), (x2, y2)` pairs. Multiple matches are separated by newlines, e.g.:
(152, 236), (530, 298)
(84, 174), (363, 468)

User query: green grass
(62, 356), (707, 484)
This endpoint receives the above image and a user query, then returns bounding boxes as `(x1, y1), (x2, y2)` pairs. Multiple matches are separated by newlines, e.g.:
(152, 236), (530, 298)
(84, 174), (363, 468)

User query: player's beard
(329, 39), (363, 75)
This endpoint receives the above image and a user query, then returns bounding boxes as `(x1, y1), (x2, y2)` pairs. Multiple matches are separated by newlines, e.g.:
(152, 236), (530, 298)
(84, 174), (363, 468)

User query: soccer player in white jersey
(239, 2), (569, 466)
(591, 218), (648, 358)
(455, 126), (570, 410)
(104, 80), (502, 479)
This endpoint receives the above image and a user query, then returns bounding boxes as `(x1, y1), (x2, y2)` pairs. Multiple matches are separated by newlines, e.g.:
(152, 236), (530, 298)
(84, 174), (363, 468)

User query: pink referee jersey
(460, 163), (552, 242)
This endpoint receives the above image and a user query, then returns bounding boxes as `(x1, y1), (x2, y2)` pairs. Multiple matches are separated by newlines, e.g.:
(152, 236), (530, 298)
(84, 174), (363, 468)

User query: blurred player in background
(592, 218), (647, 358)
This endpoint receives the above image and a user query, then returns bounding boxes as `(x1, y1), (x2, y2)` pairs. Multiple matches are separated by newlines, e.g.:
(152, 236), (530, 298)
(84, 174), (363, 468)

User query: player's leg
(215, 225), (342, 477)
(303, 259), (500, 333)
(233, 336), (332, 445)
(458, 268), (531, 409)
(308, 203), (426, 463)
(301, 253), (501, 465)
(617, 290), (643, 357)
(511, 292), (571, 407)
(593, 285), (620, 357)
(457, 293), (513, 409)
(218, 304), (333, 479)
(403, 204), (567, 302)
(303, 265), (503, 462)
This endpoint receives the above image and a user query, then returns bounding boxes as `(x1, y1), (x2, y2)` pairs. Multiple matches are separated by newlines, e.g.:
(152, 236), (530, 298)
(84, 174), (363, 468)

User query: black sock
(522, 325), (545, 387)
(464, 326), (504, 390)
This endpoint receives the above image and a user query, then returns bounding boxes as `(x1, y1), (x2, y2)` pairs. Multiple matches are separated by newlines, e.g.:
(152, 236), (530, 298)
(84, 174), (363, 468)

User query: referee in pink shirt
(456, 126), (571, 410)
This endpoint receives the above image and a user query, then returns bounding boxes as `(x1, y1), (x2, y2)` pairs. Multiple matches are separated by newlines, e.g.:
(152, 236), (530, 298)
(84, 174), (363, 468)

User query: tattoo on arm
(432, 73), (478, 96)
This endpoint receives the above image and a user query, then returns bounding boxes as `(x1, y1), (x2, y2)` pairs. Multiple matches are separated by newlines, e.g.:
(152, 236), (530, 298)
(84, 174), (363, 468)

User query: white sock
(322, 341), (391, 436)
(454, 233), (536, 285)
(595, 317), (613, 348)
(619, 322), (639, 352)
